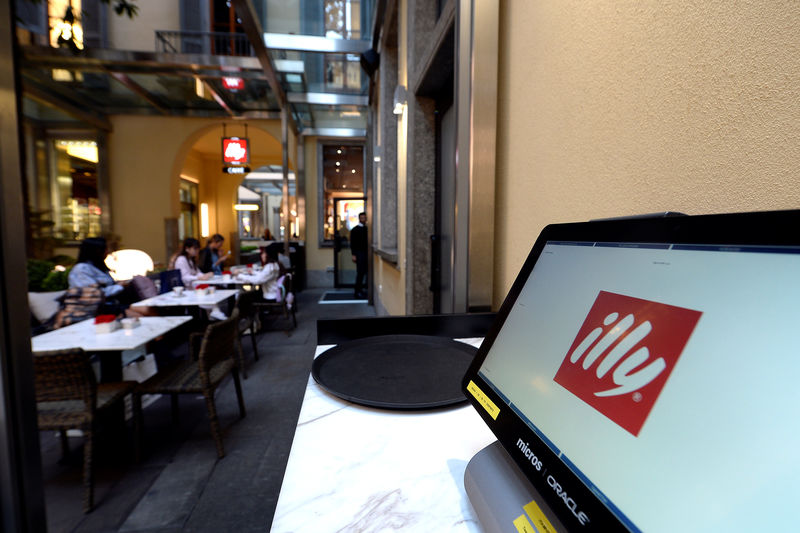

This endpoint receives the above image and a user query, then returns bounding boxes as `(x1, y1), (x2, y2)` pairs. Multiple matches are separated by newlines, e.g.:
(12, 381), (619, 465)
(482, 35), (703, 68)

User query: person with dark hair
(233, 247), (283, 301)
(349, 212), (368, 299)
(68, 237), (147, 317)
(199, 233), (229, 274)
(173, 237), (213, 287)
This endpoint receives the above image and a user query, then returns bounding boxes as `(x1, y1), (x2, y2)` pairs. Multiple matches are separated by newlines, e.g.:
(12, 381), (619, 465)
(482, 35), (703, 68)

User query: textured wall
(494, 1), (800, 306)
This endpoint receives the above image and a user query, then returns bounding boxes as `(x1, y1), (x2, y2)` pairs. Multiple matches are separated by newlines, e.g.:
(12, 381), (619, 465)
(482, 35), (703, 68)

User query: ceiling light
(234, 204), (259, 211)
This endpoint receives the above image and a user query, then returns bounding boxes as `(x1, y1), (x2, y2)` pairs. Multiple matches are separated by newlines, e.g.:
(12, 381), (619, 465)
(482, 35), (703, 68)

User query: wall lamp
(200, 203), (210, 237)
(393, 85), (407, 115)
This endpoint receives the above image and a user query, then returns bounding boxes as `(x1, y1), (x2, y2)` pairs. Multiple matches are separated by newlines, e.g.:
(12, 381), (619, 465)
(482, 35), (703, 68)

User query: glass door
(333, 197), (365, 287)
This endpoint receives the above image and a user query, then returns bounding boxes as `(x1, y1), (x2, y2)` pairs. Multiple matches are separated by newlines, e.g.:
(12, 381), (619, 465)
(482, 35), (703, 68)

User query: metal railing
(155, 30), (254, 57)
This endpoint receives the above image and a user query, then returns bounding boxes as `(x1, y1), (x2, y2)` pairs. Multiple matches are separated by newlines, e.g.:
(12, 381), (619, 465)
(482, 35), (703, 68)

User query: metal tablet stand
(464, 441), (565, 533)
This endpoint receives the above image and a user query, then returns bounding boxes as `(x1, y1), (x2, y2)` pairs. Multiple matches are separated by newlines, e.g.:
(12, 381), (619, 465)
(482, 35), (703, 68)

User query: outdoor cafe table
(130, 288), (239, 310)
(31, 316), (192, 382)
(190, 275), (254, 287)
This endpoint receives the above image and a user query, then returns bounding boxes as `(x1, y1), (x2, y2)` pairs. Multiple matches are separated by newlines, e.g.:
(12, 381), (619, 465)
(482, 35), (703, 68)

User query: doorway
(333, 197), (365, 287)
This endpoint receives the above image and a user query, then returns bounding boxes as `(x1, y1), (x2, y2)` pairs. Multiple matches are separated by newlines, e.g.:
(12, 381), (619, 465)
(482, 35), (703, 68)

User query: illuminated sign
(222, 77), (244, 90)
(222, 166), (251, 174)
(222, 137), (249, 165)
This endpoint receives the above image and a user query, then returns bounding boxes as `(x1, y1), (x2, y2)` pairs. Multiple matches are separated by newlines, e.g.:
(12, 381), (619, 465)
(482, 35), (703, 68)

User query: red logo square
(222, 137), (249, 165)
(554, 291), (701, 436)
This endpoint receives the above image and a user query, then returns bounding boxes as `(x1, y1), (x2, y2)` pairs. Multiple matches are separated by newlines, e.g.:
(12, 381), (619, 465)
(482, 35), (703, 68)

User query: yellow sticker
(524, 500), (558, 533)
(513, 513), (536, 533)
(466, 380), (500, 420)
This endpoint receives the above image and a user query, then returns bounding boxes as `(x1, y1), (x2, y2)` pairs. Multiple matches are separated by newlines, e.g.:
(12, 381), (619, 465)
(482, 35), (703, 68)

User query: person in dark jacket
(199, 234), (228, 274)
(349, 212), (368, 298)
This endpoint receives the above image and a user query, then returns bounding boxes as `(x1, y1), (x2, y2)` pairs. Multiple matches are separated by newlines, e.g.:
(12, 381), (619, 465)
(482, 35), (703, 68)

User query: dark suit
(349, 224), (368, 297)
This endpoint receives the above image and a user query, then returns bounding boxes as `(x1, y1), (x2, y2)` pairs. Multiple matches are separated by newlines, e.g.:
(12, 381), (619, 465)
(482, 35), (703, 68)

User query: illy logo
(224, 141), (247, 162)
(554, 291), (701, 436)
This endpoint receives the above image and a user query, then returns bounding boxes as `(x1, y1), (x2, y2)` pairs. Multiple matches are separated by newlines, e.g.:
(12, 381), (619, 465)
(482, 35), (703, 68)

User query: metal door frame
(332, 196), (366, 288)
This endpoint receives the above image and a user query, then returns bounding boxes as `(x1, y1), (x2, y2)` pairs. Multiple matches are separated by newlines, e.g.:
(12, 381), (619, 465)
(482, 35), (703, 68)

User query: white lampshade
(105, 249), (154, 281)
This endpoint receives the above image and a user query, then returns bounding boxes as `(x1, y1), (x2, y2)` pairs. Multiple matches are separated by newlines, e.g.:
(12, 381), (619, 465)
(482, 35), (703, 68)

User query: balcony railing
(155, 30), (254, 57)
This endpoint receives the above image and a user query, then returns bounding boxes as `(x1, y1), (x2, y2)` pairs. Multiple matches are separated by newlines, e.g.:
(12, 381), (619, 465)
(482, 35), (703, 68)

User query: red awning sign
(222, 77), (244, 90)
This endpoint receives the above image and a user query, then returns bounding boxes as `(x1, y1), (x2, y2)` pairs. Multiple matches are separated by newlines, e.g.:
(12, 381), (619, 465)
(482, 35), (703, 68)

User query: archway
(169, 121), (295, 260)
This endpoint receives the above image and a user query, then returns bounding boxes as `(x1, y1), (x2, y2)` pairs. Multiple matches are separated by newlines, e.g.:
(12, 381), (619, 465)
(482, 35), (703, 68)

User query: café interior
(3, 1), (800, 532)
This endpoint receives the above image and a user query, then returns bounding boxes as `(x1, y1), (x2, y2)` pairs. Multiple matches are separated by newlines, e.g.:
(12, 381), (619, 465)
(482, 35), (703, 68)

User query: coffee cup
(121, 317), (139, 330)
(172, 286), (184, 297)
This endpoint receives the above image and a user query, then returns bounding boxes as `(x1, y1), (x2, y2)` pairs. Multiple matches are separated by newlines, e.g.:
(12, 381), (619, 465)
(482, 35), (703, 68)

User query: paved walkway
(41, 288), (375, 533)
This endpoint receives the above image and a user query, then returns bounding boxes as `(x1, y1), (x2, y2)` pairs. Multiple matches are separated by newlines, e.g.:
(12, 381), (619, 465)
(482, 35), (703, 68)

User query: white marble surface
(270, 339), (496, 533)
(31, 316), (192, 353)
(131, 289), (238, 308)
(191, 275), (253, 287)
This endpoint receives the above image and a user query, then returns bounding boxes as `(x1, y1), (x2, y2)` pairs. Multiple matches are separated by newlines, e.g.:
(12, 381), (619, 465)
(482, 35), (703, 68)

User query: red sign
(222, 137), (249, 165)
(222, 77), (244, 90)
(554, 291), (701, 436)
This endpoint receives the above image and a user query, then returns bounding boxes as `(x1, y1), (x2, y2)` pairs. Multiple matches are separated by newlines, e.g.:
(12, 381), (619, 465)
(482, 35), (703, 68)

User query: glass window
(321, 143), (364, 243)
(324, 53), (363, 92)
(178, 179), (198, 240)
(50, 139), (101, 241)
(324, 0), (361, 39)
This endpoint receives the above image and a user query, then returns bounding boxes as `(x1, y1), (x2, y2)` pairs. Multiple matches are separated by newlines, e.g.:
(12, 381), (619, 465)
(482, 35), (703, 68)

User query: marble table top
(131, 289), (238, 308)
(270, 339), (496, 533)
(191, 275), (252, 286)
(31, 316), (192, 353)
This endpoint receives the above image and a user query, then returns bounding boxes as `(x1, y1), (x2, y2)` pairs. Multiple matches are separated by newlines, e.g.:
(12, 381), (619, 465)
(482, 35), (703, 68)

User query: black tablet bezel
(462, 209), (800, 532)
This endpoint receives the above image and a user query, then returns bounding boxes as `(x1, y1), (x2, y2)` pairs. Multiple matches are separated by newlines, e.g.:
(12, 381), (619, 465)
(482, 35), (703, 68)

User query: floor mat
(318, 290), (367, 304)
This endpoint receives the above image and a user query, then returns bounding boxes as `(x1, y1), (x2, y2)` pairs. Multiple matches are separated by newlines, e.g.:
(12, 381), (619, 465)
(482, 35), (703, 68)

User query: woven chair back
(33, 348), (96, 407)
(197, 308), (239, 384)
(235, 289), (260, 316)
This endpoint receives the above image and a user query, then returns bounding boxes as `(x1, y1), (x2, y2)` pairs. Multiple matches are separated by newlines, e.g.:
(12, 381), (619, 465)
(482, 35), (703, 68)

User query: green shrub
(41, 269), (70, 291)
(27, 259), (54, 292)
(240, 245), (258, 253)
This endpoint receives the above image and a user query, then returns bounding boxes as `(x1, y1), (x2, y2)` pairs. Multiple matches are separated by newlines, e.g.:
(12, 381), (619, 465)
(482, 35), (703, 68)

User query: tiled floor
(39, 288), (375, 533)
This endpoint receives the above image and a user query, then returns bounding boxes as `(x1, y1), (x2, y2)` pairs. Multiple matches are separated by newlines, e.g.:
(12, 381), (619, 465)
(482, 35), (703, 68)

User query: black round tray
(312, 334), (478, 410)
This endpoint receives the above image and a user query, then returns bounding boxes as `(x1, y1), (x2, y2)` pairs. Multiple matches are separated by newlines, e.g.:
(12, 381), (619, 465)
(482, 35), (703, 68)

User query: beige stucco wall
(494, 1), (800, 308)
(108, 0), (180, 51)
(303, 136), (328, 273)
(108, 115), (287, 264)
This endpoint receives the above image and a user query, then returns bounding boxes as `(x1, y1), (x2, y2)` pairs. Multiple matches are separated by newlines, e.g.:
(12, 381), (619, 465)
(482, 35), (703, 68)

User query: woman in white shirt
(234, 247), (283, 301)
(173, 238), (212, 288)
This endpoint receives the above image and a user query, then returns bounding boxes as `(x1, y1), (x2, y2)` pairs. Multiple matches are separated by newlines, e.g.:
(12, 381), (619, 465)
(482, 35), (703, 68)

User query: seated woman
(68, 237), (149, 317)
(173, 238), (213, 288)
(174, 238), (226, 320)
(233, 247), (284, 301)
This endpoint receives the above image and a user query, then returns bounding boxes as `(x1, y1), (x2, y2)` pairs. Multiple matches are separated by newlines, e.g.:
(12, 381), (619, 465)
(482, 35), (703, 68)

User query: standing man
(350, 212), (368, 299)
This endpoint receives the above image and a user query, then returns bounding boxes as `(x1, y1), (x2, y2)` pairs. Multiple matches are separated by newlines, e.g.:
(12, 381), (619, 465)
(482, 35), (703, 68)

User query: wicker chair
(233, 289), (261, 378)
(33, 348), (139, 513)
(133, 309), (245, 459)
(253, 273), (297, 333)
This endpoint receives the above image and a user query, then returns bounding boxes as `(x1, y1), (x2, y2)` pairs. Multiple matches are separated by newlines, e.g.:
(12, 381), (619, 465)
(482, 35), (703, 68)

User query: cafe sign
(222, 137), (249, 165)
